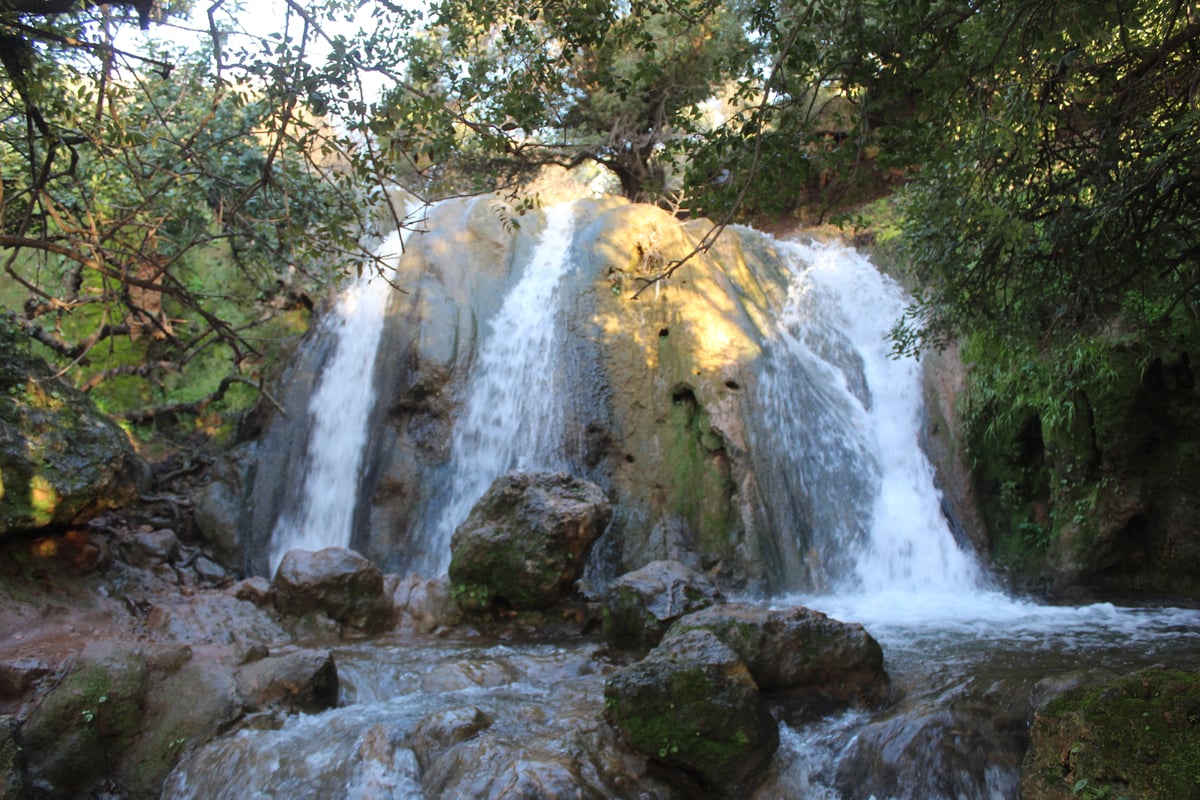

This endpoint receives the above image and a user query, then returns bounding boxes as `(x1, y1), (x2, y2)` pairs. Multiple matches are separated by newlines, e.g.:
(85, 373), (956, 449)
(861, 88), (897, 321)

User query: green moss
(661, 387), (737, 556)
(449, 580), (493, 612)
(606, 666), (755, 772)
(1025, 670), (1200, 799)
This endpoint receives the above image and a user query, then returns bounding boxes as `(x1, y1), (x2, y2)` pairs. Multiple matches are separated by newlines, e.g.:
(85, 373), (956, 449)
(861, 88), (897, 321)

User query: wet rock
(600, 560), (720, 654)
(235, 649), (339, 714)
(664, 602), (888, 716)
(1021, 668), (1200, 800)
(118, 656), (242, 799)
(407, 706), (493, 768)
(146, 593), (288, 647)
(125, 528), (180, 565)
(21, 641), (149, 798)
(448, 471), (611, 612)
(273, 547), (392, 634)
(192, 555), (227, 585)
(191, 449), (250, 569)
(835, 704), (1024, 800)
(230, 576), (273, 606)
(0, 658), (52, 709)
(0, 715), (29, 800)
(419, 688), (680, 800)
(604, 628), (778, 792)
(0, 325), (147, 537)
(392, 574), (462, 633)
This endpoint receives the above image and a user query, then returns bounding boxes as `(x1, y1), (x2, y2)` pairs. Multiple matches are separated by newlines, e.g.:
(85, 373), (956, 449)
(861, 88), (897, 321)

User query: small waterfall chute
(267, 217), (415, 576)
(751, 238), (982, 596)
(413, 200), (582, 575)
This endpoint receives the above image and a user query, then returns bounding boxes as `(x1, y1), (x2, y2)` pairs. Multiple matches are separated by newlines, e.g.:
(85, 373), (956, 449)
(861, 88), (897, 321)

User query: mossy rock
(0, 324), (146, 535)
(21, 642), (149, 797)
(448, 471), (610, 612)
(603, 628), (778, 792)
(663, 602), (888, 714)
(1021, 669), (1200, 799)
(600, 560), (720, 654)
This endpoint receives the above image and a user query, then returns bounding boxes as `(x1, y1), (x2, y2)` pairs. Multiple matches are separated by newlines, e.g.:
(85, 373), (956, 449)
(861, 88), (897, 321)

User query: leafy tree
(371, 0), (752, 203)
(850, 0), (1200, 353)
(0, 0), (391, 432)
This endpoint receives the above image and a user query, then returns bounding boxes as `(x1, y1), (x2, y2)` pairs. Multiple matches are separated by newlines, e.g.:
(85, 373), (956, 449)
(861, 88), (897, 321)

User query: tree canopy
(1, 0), (1197, 437)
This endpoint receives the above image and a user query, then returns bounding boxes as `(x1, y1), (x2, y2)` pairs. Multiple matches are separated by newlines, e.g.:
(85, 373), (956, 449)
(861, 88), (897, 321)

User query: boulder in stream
(600, 559), (720, 654)
(448, 471), (611, 612)
(664, 602), (888, 717)
(235, 649), (339, 714)
(604, 627), (778, 793)
(273, 547), (393, 634)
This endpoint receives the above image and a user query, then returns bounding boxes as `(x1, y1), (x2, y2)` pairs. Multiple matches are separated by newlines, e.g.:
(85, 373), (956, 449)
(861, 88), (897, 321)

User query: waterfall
(267, 229), (405, 576)
(412, 201), (580, 575)
(755, 238), (982, 595)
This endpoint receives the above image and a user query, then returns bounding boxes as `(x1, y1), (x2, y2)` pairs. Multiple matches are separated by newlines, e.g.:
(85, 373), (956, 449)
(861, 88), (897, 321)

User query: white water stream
(267, 229), (407, 576)
(414, 201), (580, 575)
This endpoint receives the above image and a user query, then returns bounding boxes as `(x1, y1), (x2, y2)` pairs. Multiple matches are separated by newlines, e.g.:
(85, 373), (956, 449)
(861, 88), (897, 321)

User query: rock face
(448, 471), (611, 612)
(0, 325), (146, 536)
(600, 560), (720, 653)
(1021, 669), (1200, 800)
(243, 195), (876, 594)
(604, 628), (779, 792)
(273, 547), (393, 634)
(922, 337), (1200, 600)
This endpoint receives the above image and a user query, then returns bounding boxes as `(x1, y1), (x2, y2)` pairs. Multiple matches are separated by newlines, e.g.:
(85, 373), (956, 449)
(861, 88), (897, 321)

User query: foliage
(371, 0), (752, 203)
(880, 0), (1200, 355)
(0, 1), (395, 437)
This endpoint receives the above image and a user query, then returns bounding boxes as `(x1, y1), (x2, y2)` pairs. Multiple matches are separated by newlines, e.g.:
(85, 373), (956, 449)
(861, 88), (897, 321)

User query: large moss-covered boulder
(21, 641), (149, 798)
(600, 560), (720, 654)
(448, 471), (611, 612)
(273, 547), (392, 634)
(0, 325), (146, 536)
(1021, 669), (1200, 800)
(603, 627), (778, 792)
(663, 602), (888, 716)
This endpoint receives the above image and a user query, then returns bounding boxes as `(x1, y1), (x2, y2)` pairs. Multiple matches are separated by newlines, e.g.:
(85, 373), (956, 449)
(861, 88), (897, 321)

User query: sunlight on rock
(29, 475), (58, 525)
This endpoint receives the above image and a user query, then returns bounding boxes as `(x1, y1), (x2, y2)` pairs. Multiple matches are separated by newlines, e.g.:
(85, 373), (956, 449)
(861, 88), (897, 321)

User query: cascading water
(772, 239), (983, 594)
(411, 201), (580, 575)
(169, 202), (1200, 800)
(268, 228), (407, 576)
